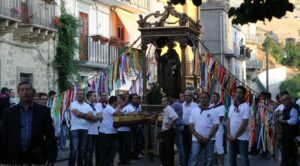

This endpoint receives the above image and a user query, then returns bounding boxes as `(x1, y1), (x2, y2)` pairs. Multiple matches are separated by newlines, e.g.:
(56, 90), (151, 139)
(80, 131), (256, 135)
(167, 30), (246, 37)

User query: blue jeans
(131, 125), (145, 157)
(59, 124), (68, 149)
(229, 140), (249, 166)
(86, 135), (98, 166)
(69, 129), (88, 166)
(188, 140), (215, 166)
(175, 125), (185, 166)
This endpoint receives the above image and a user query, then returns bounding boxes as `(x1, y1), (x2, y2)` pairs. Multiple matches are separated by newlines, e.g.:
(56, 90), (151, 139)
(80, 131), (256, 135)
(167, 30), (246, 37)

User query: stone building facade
(0, 34), (57, 93)
(0, 0), (58, 94)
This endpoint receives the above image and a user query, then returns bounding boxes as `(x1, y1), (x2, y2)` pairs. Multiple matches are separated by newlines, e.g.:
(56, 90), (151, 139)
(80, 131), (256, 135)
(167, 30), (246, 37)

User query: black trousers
(118, 131), (132, 163)
(98, 133), (118, 166)
(183, 125), (192, 165)
(159, 128), (176, 166)
(281, 135), (298, 166)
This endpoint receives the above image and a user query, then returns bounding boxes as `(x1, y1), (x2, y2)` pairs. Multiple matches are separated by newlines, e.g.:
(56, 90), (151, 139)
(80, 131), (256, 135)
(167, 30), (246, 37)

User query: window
(117, 26), (124, 41)
(20, 73), (33, 83)
(79, 12), (89, 60)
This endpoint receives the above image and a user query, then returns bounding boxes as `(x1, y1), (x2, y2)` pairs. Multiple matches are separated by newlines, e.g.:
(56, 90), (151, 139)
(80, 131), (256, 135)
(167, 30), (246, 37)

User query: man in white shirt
(69, 89), (94, 166)
(188, 92), (219, 166)
(226, 86), (251, 166)
(117, 94), (139, 165)
(98, 96), (123, 166)
(278, 92), (298, 166)
(182, 90), (199, 165)
(85, 91), (102, 166)
(275, 93), (285, 113)
(94, 99), (104, 166)
(159, 97), (178, 166)
(98, 92), (108, 109)
(211, 92), (226, 166)
(239, 38), (245, 56)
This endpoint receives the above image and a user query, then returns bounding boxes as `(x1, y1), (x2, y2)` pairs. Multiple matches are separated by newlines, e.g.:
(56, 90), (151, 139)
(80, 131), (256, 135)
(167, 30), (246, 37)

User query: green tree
(263, 37), (284, 63)
(53, 0), (79, 92)
(283, 42), (300, 68)
(280, 74), (300, 99)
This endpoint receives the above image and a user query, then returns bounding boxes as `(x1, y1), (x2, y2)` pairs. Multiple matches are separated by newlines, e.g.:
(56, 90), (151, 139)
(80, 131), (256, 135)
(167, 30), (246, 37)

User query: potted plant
(11, 7), (22, 18)
(52, 16), (61, 28)
(91, 34), (109, 44)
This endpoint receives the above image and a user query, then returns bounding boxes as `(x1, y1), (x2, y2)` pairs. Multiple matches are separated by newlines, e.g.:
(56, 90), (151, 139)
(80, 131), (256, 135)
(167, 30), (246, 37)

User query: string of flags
(50, 40), (146, 133)
(200, 42), (282, 157)
(199, 41), (258, 110)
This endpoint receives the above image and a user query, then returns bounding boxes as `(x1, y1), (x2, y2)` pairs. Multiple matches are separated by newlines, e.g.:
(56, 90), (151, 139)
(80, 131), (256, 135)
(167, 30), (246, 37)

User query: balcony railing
(124, 0), (150, 11)
(0, 0), (22, 20)
(246, 60), (262, 70)
(21, 0), (56, 29)
(77, 36), (119, 65)
(233, 42), (251, 59)
(246, 34), (262, 44)
(99, 0), (150, 13)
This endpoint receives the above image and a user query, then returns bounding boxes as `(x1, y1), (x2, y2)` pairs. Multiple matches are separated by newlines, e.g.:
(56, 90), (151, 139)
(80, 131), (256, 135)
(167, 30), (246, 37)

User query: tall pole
(266, 38), (269, 92)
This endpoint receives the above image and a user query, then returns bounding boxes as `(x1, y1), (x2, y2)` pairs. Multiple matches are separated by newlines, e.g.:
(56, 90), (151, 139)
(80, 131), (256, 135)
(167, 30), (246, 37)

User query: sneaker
(138, 153), (144, 158)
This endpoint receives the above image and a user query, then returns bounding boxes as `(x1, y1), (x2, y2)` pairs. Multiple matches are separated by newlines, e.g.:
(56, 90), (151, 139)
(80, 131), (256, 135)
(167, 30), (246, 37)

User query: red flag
(214, 62), (219, 77)
(230, 80), (236, 97)
(221, 88), (225, 104)
(92, 78), (96, 91)
(218, 67), (225, 84)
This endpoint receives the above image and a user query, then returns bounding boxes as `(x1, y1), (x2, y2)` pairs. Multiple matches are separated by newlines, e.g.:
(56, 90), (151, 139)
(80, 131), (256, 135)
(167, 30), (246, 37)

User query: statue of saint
(155, 42), (181, 97)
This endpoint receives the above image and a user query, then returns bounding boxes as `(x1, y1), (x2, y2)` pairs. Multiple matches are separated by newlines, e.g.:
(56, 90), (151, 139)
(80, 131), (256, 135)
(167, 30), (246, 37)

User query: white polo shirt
(161, 105), (178, 131)
(70, 101), (92, 131)
(182, 101), (199, 125)
(99, 104), (117, 134)
(296, 99), (300, 107)
(213, 103), (226, 133)
(87, 103), (103, 135)
(275, 104), (285, 113)
(118, 104), (138, 132)
(189, 106), (219, 141)
(228, 102), (251, 141)
(213, 103), (226, 124)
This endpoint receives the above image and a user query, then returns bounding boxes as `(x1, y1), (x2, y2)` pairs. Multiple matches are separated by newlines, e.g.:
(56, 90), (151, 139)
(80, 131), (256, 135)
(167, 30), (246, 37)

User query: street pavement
(55, 150), (281, 166)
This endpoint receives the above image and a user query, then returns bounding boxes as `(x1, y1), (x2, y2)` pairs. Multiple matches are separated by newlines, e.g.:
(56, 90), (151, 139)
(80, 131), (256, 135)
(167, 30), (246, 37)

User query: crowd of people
(0, 81), (299, 166)
(160, 86), (300, 166)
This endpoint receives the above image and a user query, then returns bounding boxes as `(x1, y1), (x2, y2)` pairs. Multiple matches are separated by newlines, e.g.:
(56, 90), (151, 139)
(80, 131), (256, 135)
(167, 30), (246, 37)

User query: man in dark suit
(0, 81), (57, 165)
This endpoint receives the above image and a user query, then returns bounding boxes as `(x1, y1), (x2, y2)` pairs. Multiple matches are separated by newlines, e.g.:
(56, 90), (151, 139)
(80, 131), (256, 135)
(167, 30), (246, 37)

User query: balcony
(13, 0), (56, 43)
(99, 0), (150, 14)
(233, 42), (251, 60)
(246, 60), (263, 70)
(76, 36), (119, 69)
(245, 34), (262, 44)
(0, 0), (22, 36)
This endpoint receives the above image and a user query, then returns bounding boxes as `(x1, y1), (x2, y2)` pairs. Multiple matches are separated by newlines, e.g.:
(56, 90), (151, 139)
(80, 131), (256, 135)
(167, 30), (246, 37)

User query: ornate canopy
(138, 2), (202, 48)
(137, 2), (202, 96)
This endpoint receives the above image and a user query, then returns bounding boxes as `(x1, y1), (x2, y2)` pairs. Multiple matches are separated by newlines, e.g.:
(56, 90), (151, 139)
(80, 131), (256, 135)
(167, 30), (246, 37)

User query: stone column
(180, 42), (187, 92)
(141, 43), (148, 104)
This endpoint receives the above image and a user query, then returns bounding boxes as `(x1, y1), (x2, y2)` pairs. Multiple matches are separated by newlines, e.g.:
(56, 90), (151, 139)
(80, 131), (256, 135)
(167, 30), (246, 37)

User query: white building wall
(258, 67), (287, 98)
